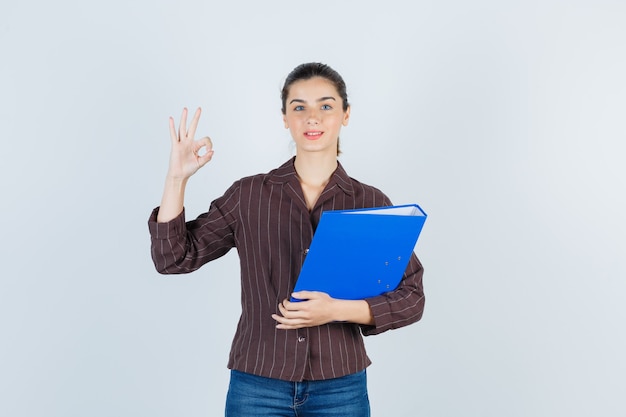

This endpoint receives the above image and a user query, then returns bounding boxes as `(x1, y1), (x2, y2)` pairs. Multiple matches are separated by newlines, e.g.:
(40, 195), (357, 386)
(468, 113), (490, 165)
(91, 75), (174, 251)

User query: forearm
(334, 299), (374, 325)
(362, 255), (425, 335)
(157, 176), (188, 222)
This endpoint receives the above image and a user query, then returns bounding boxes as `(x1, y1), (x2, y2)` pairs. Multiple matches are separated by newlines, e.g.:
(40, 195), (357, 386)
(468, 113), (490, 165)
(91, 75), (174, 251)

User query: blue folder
(291, 204), (427, 301)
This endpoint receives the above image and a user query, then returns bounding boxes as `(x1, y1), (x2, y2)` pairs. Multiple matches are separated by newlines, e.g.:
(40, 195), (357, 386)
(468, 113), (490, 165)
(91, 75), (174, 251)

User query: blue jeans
(225, 369), (371, 417)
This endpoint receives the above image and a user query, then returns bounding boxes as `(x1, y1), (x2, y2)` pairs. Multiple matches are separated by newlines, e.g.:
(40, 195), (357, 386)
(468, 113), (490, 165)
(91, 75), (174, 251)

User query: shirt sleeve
(147, 181), (240, 274)
(360, 253), (425, 336)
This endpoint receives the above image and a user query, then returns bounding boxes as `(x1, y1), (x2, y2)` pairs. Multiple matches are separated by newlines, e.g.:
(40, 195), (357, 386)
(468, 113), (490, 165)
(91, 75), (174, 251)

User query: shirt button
(304, 248), (309, 255)
(298, 336), (306, 342)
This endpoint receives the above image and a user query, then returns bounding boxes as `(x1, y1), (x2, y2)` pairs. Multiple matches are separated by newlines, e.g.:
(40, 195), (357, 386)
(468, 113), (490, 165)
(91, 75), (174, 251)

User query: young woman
(148, 62), (425, 416)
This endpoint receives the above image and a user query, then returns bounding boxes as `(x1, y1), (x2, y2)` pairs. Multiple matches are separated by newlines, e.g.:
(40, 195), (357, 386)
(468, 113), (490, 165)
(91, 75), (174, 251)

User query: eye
(321, 104), (332, 110)
(294, 105), (305, 111)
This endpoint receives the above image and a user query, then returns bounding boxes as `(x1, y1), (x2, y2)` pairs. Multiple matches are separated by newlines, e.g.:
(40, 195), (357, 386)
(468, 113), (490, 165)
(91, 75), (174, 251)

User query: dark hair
(280, 62), (350, 115)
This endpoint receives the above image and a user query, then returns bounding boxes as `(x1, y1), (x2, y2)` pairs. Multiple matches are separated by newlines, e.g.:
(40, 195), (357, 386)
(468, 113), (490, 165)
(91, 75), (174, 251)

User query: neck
(294, 153), (338, 187)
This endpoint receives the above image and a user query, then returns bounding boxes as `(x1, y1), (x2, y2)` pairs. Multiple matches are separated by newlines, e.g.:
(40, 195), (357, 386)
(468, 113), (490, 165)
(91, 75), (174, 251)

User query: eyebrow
(289, 96), (337, 105)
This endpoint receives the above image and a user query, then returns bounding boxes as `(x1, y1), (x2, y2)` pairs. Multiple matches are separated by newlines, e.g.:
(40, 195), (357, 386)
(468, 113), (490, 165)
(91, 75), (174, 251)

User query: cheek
(288, 115), (306, 126)
(328, 115), (345, 128)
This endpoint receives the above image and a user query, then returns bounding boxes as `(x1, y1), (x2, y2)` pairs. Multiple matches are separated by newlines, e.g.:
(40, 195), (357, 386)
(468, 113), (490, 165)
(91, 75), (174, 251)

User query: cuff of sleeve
(147, 207), (186, 240)
(360, 296), (391, 336)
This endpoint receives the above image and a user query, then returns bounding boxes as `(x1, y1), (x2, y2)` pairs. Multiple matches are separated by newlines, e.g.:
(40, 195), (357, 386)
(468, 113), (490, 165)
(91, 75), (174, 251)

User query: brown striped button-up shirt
(148, 157), (425, 381)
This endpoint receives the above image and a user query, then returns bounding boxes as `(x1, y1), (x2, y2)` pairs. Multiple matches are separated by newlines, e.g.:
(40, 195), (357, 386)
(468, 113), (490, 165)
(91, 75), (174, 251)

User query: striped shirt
(148, 157), (425, 381)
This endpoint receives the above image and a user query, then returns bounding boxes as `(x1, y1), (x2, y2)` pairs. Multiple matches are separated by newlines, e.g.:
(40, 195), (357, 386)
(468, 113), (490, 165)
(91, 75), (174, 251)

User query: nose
(306, 109), (320, 125)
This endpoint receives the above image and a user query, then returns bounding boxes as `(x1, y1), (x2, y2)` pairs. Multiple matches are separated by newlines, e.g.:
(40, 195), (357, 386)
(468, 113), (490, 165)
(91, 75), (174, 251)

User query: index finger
(291, 291), (324, 300)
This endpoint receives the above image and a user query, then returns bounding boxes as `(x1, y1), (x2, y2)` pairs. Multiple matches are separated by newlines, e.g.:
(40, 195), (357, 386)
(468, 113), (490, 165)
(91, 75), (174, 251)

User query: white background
(1, 1), (625, 416)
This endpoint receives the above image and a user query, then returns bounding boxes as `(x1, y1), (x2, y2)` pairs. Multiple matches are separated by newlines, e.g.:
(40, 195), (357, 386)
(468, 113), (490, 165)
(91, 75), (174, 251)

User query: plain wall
(1, 1), (624, 416)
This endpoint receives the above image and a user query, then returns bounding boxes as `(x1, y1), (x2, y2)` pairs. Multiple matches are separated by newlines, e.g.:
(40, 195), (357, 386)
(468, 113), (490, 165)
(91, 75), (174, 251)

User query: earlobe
(283, 114), (289, 129)
(342, 107), (351, 126)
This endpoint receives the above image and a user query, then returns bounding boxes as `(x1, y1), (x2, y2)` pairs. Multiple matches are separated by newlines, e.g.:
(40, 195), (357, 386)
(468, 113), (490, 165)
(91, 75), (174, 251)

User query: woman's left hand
(272, 291), (337, 329)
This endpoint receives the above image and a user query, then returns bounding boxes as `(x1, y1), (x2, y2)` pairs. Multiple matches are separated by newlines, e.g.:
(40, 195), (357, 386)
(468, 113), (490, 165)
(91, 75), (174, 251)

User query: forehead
(286, 77), (339, 100)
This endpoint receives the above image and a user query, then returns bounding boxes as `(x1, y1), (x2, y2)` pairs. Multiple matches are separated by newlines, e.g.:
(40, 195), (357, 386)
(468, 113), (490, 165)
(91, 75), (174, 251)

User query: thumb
(197, 149), (214, 167)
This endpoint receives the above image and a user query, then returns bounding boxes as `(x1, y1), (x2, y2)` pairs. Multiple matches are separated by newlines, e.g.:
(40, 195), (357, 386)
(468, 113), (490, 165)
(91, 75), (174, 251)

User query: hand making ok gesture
(166, 107), (214, 181)
(157, 107), (214, 223)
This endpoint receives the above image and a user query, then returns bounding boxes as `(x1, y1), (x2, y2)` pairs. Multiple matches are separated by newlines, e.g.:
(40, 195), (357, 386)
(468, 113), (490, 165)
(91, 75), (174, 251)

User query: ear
(283, 113), (289, 129)
(342, 105), (351, 126)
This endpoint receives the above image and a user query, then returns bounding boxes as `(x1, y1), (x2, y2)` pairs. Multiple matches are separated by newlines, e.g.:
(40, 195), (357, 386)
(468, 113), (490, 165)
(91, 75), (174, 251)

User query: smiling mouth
(305, 131), (323, 139)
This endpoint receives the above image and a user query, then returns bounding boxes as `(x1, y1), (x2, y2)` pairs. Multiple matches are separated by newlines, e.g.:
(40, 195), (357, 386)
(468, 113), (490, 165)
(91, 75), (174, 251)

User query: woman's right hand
(166, 107), (214, 181)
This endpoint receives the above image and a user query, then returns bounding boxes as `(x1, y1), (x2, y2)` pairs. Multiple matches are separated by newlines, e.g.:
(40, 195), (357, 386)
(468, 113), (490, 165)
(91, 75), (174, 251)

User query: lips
(304, 131), (323, 140)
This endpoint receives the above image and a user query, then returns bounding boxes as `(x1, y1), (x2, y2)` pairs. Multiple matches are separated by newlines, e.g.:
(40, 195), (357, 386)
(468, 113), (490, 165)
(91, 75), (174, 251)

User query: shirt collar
(267, 157), (354, 196)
